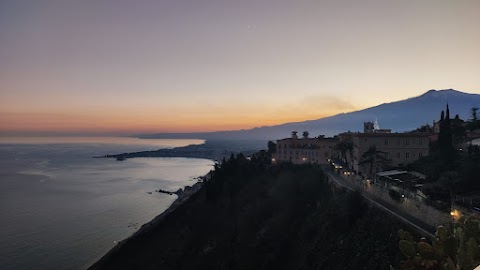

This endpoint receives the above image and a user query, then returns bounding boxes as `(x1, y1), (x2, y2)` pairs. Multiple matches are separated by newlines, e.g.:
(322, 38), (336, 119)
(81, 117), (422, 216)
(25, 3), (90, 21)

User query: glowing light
(450, 209), (461, 220)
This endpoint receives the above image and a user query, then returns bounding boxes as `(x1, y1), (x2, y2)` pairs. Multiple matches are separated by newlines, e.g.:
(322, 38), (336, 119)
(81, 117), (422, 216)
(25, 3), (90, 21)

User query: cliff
(89, 155), (415, 270)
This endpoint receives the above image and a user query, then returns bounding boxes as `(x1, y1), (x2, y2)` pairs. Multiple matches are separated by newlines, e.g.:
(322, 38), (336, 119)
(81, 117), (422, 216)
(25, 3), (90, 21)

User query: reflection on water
(0, 136), (204, 148)
(0, 138), (213, 270)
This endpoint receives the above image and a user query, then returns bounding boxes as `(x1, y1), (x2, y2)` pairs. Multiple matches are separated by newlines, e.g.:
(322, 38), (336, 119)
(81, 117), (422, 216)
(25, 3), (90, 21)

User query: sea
(0, 137), (214, 270)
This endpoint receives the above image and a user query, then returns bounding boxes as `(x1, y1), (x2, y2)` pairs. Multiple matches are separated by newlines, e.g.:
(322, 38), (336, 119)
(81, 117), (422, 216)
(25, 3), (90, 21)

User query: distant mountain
(140, 89), (480, 141)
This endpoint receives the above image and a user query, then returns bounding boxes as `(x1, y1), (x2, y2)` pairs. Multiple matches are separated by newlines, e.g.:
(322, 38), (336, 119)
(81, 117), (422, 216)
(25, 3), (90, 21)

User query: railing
(331, 167), (451, 228)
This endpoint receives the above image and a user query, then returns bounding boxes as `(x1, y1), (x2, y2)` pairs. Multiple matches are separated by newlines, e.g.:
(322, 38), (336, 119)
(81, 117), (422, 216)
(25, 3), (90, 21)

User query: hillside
(89, 156), (415, 270)
(140, 89), (479, 140)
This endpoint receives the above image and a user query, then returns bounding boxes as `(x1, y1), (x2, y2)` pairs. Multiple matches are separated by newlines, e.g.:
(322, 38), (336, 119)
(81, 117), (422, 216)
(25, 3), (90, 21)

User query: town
(272, 105), (480, 231)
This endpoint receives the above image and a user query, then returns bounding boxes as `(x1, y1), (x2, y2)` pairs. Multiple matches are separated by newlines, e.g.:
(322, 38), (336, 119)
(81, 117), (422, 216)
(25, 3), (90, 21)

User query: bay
(0, 137), (213, 270)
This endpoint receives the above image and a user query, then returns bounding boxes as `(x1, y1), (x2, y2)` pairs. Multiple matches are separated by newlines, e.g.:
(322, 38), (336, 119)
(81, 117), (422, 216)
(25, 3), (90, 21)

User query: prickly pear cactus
(397, 217), (480, 270)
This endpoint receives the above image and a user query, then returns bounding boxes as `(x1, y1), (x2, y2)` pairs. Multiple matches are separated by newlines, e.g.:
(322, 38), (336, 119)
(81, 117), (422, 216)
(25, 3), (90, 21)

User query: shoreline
(86, 172), (211, 270)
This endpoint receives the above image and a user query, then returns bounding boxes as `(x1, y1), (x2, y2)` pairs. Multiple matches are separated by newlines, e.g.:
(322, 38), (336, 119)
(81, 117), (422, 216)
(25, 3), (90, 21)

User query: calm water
(0, 137), (213, 270)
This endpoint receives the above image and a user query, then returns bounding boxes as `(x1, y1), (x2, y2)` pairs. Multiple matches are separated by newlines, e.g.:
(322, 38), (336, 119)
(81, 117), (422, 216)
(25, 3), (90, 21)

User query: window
(397, 152), (401, 158)
(406, 152), (410, 159)
(419, 139), (423, 146)
(385, 139), (389, 145)
(405, 139), (410, 146)
(419, 152), (423, 158)
(397, 138), (401, 145)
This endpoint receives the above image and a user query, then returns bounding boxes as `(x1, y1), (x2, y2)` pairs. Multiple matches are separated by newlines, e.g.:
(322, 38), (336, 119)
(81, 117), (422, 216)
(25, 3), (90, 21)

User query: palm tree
(302, 131), (309, 139)
(359, 146), (391, 179)
(334, 141), (354, 164)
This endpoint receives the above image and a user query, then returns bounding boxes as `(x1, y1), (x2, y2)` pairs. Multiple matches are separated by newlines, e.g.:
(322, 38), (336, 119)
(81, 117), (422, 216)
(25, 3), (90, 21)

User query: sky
(1, 0), (479, 135)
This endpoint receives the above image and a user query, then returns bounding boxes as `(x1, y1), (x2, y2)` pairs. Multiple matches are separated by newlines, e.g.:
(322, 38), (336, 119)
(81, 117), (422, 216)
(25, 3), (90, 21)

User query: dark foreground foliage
(90, 155), (410, 270)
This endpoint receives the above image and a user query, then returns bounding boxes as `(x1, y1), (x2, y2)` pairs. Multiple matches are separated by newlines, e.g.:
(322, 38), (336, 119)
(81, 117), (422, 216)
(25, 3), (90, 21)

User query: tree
(451, 116), (467, 145)
(267, 141), (276, 154)
(291, 131), (298, 139)
(302, 131), (309, 139)
(334, 141), (354, 164)
(471, 107), (479, 122)
(467, 107), (479, 131)
(414, 124), (433, 133)
(438, 104), (454, 151)
(439, 171), (460, 210)
(358, 146), (391, 179)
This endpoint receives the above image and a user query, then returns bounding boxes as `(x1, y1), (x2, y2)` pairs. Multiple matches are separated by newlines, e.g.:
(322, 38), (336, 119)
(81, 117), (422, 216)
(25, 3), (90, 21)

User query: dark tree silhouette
(467, 106), (479, 131)
(267, 141), (276, 154)
(334, 141), (353, 165)
(438, 104), (454, 152)
(359, 146), (391, 178)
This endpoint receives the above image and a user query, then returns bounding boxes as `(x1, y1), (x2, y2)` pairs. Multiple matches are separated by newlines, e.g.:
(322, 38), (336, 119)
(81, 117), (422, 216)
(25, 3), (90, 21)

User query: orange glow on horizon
(0, 106), (342, 135)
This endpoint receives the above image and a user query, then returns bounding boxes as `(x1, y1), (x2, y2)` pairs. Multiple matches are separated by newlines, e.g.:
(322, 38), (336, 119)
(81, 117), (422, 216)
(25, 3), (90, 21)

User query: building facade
(351, 132), (430, 177)
(274, 136), (337, 165)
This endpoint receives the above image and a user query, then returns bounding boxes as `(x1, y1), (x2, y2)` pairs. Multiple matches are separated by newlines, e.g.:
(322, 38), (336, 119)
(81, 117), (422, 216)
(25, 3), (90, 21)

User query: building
(364, 121), (375, 133)
(351, 132), (430, 177)
(273, 134), (336, 165)
(364, 120), (391, 134)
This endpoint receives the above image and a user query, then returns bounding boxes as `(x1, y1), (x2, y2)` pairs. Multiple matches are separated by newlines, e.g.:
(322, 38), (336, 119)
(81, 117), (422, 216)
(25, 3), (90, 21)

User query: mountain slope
(140, 89), (480, 140)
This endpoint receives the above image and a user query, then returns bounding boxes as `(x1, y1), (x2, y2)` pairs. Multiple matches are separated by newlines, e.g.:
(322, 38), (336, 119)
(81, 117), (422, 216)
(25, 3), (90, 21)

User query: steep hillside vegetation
(90, 155), (417, 270)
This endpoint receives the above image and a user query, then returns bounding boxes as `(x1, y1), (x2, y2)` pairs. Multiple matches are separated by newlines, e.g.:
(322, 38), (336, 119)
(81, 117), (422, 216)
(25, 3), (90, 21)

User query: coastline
(95, 139), (264, 161)
(86, 171), (211, 270)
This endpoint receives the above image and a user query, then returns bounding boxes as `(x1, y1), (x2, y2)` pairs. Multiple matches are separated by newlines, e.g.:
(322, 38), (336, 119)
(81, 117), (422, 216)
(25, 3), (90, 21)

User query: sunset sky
(1, 0), (479, 135)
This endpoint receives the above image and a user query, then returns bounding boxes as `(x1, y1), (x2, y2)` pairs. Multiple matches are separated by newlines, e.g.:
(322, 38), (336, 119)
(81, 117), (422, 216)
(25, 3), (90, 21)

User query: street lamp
(450, 209), (460, 222)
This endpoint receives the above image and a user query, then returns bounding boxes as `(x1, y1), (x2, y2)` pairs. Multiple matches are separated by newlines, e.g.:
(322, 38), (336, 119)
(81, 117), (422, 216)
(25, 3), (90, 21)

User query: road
(324, 169), (436, 239)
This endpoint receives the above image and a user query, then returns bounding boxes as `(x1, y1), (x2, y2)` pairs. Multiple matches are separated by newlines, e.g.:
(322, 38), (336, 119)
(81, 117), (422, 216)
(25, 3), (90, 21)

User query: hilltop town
(273, 105), (480, 223)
